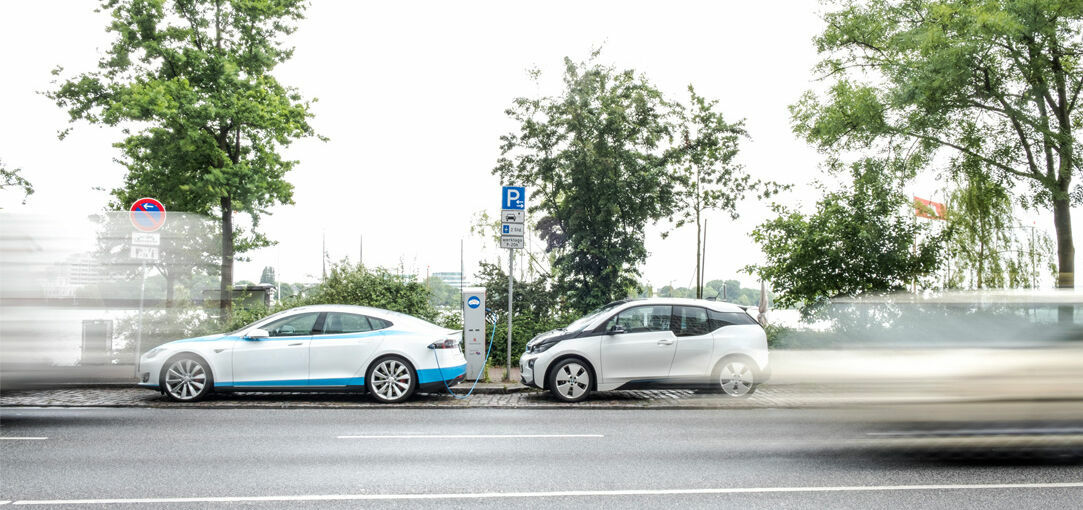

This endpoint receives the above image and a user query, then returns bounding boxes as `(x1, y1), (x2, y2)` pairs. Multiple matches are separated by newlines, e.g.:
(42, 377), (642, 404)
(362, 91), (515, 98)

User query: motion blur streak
(768, 291), (1083, 458)
(1, 212), (222, 389)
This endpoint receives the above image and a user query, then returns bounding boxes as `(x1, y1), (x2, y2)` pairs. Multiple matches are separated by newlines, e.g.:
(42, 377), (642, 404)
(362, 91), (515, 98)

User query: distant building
(44, 253), (109, 299)
(433, 271), (470, 288)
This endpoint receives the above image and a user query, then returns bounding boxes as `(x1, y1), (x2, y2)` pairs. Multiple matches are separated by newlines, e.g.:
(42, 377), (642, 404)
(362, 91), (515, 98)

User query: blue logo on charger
(466, 296), (481, 309)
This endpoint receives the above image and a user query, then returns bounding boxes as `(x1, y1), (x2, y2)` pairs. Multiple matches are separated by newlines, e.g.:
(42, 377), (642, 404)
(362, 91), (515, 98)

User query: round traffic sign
(129, 197), (167, 232)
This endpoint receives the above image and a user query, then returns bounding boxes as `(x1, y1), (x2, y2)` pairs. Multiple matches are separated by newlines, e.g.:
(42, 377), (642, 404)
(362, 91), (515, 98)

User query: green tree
(945, 163), (1056, 289)
(672, 88), (784, 298)
(49, 0), (320, 322)
(0, 159), (34, 206)
(748, 159), (943, 316)
(792, 0), (1082, 300)
(494, 55), (681, 314)
(424, 275), (461, 308)
(260, 266), (276, 286)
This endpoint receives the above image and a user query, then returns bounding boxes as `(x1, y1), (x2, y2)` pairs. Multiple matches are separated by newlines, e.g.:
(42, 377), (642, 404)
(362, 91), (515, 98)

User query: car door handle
(288, 342), (303, 346)
(657, 339), (674, 346)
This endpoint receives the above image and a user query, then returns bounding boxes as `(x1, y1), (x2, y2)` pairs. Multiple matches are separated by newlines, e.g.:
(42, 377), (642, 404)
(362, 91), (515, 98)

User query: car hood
(167, 333), (229, 345)
(526, 328), (580, 348)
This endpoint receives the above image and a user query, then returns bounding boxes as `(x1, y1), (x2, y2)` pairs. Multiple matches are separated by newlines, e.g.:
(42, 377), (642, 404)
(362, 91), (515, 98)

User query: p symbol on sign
(502, 186), (525, 210)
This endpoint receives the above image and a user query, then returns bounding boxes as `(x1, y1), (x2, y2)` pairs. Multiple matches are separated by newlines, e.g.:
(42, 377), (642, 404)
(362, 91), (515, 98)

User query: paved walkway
(0, 384), (989, 409)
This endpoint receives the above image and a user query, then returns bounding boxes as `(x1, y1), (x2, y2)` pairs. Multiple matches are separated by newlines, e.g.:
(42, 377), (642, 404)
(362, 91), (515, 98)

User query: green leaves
(800, 0), (1083, 288)
(0, 159), (35, 207)
(748, 158), (943, 316)
(494, 56), (678, 313)
(50, 0), (320, 318)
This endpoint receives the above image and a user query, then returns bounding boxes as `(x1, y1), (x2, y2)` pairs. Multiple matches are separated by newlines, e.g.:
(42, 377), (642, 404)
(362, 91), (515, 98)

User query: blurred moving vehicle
(137, 305), (466, 403)
(519, 298), (769, 402)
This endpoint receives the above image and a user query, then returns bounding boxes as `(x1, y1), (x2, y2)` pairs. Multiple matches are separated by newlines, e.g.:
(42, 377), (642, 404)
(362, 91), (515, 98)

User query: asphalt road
(1, 407), (1081, 509)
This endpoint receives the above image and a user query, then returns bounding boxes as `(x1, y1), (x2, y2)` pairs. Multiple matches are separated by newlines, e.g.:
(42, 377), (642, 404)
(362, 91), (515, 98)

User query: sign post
(500, 186), (525, 382)
(129, 198), (166, 372)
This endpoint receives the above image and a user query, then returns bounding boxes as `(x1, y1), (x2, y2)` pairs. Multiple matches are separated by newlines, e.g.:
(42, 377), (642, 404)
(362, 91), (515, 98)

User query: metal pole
(506, 248), (513, 381)
(134, 260), (146, 376)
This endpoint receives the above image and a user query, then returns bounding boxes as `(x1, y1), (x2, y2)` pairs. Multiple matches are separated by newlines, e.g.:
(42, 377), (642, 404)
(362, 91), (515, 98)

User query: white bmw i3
(519, 298), (770, 402)
(137, 305), (467, 403)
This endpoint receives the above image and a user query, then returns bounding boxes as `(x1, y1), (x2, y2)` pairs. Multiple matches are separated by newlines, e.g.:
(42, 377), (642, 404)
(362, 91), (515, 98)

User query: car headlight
(143, 347), (166, 359)
(531, 340), (560, 354)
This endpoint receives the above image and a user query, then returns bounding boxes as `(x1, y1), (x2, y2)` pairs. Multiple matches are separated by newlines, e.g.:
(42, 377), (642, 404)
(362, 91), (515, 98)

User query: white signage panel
(500, 236), (524, 249)
(500, 209), (525, 224)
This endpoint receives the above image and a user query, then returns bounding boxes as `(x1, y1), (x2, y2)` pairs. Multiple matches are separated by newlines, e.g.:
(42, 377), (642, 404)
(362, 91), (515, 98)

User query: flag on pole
(914, 196), (947, 220)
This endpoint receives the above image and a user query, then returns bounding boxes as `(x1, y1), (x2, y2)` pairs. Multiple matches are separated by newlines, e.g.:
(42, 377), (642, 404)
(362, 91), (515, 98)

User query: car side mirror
(607, 324), (626, 335)
(246, 328), (269, 340)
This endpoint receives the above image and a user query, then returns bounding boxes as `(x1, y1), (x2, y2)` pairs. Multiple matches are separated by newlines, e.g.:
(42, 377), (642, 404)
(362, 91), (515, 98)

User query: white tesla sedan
(137, 305), (467, 403)
(519, 298), (770, 402)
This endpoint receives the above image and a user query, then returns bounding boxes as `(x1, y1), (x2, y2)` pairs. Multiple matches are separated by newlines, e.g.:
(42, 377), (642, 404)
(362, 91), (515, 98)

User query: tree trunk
(1053, 195), (1075, 322)
(695, 208), (702, 299)
(219, 195), (234, 323)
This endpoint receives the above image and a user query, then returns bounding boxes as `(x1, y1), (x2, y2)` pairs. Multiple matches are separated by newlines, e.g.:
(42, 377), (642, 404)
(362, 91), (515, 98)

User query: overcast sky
(1, 1), (1079, 290)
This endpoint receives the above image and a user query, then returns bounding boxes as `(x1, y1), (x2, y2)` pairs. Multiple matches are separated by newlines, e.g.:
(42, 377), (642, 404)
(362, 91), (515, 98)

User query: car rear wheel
(548, 358), (592, 403)
(716, 357), (757, 397)
(366, 356), (417, 404)
(162, 355), (213, 402)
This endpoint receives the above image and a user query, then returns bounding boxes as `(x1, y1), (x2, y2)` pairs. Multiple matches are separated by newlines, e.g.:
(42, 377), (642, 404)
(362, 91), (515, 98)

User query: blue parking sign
(502, 186), (525, 210)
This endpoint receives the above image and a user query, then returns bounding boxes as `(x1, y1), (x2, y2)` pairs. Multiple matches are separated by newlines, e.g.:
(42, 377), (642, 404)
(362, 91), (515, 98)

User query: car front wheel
(162, 355), (213, 402)
(547, 358), (592, 403)
(366, 356), (417, 404)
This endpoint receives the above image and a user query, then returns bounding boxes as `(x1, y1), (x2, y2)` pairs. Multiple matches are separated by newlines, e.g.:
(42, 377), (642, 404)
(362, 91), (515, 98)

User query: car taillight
(428, 338), (458, 349)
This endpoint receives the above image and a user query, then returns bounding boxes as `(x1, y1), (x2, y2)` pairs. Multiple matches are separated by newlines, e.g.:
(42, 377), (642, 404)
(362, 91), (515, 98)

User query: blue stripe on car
(213, 365), (466, 388)
(416, 363), (467, 384)
(217, 376), (366, 387)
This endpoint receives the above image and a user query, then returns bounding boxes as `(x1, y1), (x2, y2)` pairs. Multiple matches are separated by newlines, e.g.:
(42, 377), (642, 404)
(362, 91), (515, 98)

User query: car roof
(274, 304), (446, 330)
(612, 297), (749, 313)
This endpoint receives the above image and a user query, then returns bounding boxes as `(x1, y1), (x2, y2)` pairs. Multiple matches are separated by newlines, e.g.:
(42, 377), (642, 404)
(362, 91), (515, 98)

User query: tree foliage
(48, 0), (320, 321)
(671, 88), (784, 298)
(495, 54), (764, 313)
(748, 159), (943, 315)
(793, 0), (1082, 289)
(0, 159), (34, 206)
(494, 56), (676, 313)
(945, 164), (1056, 288)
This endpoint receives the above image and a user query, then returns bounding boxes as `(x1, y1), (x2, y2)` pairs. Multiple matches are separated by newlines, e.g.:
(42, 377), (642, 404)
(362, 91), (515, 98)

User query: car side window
(604, 305), (672, 333)
(262, 312), (320, 337)
(321, 313), (373, 334)
(673, 306), (710, 337)
(368, 317), (392, 330)
(707, 309), (759, 330)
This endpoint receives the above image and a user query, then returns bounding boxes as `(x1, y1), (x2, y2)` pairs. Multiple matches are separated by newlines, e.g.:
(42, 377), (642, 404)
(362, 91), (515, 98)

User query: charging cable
(432, 308), (499, 399)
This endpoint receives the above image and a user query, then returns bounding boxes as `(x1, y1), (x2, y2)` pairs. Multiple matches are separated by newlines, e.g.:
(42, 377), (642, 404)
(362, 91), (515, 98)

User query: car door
(599, 305), (676, 383)
(231, 312), (319, 387)
(668, 306), (714, 380)
(308, 312), (384, 386)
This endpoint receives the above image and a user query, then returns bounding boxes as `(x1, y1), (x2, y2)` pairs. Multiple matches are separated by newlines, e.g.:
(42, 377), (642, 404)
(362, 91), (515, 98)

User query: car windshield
(564, 301), (629, 332)
(228, 309), (295, 336)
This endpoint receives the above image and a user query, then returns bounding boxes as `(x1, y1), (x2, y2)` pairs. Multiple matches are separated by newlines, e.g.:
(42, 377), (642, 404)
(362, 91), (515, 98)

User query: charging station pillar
(462, 287), (487, 380)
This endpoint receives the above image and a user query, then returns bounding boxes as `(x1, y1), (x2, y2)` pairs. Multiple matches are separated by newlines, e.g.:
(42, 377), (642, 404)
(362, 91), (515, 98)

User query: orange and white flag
(914, 196), (946, 220)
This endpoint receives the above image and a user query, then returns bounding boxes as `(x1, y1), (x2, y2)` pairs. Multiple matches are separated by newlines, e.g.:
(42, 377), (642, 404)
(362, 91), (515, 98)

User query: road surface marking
(337, 434), (604, 439)
(0, 437), (47, 441)
(9, 482), (1083, 505)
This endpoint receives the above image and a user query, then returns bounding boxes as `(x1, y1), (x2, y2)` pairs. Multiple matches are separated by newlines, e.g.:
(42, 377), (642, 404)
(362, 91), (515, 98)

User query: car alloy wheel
(163, 357), (211, 402)
(549, 359), (591, 402)
(718, 359), (755, 397)
(367, 357), (416, 404)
